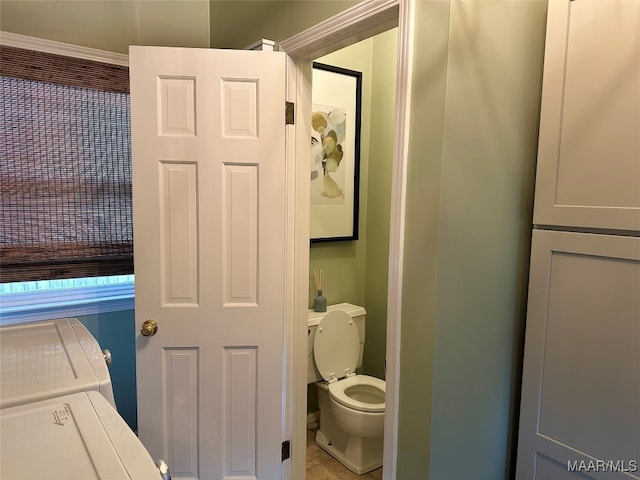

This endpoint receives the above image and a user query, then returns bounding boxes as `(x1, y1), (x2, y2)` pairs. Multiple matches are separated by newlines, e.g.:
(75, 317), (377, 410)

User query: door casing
(280, 1), (414, 479)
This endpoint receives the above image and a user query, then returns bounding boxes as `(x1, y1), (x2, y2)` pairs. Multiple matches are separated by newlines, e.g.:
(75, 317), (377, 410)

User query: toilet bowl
(328, 375), (385, 438)
(309, 305), (385, 475)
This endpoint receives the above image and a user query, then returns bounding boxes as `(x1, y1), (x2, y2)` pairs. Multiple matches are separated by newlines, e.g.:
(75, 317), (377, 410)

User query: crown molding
(279, 0), (399, 60)
(0, 31), (129, 66)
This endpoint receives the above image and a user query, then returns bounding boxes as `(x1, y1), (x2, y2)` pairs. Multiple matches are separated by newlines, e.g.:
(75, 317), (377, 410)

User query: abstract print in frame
(310, 62), (362, 242)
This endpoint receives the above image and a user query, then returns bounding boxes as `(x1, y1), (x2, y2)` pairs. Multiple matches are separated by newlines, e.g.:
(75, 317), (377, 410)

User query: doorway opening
(305, 29), (397, 479)
(280, 1), (414, 479)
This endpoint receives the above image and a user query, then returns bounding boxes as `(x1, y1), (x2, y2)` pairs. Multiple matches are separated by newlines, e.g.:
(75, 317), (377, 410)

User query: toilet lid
(313, 310), (360, 382)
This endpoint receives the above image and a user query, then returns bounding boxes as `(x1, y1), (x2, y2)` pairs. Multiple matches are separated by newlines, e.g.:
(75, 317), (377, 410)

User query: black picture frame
(310, 62), (362, 243)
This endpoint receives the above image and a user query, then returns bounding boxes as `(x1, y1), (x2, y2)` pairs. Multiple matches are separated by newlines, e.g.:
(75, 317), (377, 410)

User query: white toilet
(308, 303), (385, 475)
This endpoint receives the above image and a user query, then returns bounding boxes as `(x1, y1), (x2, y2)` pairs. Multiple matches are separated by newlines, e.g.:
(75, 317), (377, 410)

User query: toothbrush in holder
(312, 269), (327, 312)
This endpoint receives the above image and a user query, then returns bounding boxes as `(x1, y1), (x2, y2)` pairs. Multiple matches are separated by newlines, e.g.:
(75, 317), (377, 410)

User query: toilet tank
(307, 303), (366, 384)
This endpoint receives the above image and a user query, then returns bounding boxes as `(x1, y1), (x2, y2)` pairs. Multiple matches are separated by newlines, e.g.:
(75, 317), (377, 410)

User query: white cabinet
(516, 230), (640, 480)
(517, 2), (640, 479)
(533, 0), (640, 231)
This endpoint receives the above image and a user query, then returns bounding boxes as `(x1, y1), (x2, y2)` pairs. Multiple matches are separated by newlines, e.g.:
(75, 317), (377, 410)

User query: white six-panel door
(130, 46), (286, 480)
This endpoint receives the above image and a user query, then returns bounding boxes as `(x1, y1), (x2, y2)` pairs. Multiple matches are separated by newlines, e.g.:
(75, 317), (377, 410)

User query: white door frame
(280, 1), (415, 479)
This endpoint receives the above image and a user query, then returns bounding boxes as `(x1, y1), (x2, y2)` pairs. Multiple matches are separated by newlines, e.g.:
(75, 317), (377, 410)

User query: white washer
(0, 391), (164, 479)
(0, 318), (116, 408)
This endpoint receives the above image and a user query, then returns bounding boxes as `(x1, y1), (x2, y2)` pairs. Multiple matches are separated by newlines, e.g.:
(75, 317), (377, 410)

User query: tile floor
(306, 427), (383, 480)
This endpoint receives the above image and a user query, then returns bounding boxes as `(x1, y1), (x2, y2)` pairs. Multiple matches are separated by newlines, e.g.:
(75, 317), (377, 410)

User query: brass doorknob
(141, 320), (158, 337)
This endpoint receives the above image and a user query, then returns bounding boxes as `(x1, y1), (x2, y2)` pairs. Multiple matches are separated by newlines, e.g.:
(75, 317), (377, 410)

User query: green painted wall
(396, 2), (451, 475)
(209, 0), (359, 49)
(0, 0), (210, 53)
(364, 28), (397, 380)
(429, 3), (545, 477)
(397, 1), (547, 479)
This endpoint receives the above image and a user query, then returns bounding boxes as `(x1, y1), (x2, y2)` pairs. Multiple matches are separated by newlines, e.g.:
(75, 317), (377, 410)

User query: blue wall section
(77, 309), (137, 432)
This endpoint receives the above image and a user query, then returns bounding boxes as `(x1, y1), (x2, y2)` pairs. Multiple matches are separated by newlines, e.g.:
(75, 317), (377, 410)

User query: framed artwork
(310, 62), (362, 242)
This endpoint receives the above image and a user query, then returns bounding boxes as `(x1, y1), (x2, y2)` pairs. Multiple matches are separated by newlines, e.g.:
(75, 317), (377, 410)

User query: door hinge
(285, 102), (295, 125)
(281, 440), (291, 461)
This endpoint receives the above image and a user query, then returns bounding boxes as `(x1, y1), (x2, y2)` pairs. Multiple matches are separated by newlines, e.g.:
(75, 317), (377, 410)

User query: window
(0, 43), (134, 323)
(0, 274), (134, 325)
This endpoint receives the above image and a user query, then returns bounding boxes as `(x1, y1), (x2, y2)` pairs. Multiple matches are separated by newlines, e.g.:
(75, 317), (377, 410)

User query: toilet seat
(328, 375), (385, 413)
(314, 309), (386, 414)
(313, 310), (360, 382)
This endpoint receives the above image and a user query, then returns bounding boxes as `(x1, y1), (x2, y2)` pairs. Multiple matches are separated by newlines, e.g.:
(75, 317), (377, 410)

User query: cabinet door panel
(533, 0), (640, 231)
(516, 230), (640, 480)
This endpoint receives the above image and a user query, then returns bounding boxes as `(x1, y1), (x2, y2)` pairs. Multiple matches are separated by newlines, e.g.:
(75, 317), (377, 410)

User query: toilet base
(315, 381), (384, 475)
(315, 428), (383, 475)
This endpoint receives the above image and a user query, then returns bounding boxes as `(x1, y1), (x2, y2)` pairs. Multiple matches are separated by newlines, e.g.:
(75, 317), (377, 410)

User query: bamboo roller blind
(1, 46), (133, 282)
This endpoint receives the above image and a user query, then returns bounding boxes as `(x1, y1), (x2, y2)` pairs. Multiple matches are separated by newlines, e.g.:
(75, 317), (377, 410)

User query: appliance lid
(0, 391), (159, 479)
(0, 318), (105, 408)
(313, 310), (360, 382)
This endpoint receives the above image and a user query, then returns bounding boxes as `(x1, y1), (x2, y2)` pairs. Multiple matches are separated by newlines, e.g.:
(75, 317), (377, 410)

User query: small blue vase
(313, 290), (327, 312)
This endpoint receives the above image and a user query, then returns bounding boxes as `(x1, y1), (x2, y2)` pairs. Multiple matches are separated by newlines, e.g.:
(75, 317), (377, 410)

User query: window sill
(0, 277), (134, 325)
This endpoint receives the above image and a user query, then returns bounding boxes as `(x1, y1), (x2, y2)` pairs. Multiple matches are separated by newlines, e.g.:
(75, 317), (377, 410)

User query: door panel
(160, 162), (198, 306)
(223, 164), (258, 305)
(516, 230), (640, 480)
(130, 46), (286, 480)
